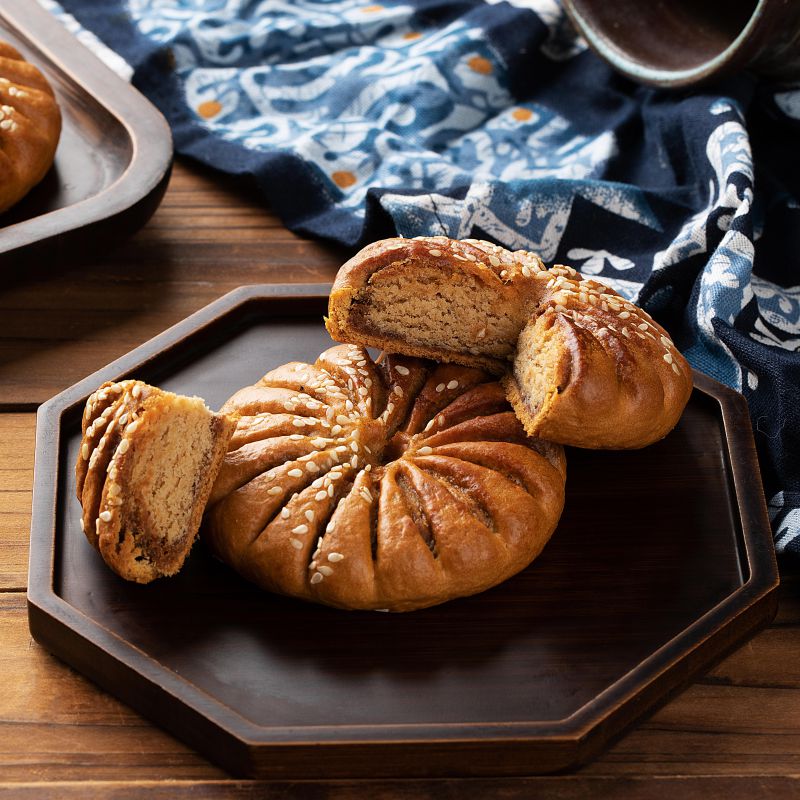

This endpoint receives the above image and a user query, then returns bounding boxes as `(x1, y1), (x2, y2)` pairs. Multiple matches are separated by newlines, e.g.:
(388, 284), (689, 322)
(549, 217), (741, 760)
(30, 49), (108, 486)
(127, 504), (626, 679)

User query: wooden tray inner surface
(53, 297), (746, 731)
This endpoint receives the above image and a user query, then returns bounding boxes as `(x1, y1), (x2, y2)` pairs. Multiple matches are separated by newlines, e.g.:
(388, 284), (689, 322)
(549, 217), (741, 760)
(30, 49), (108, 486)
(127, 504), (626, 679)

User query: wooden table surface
(1, 160), (799, 799)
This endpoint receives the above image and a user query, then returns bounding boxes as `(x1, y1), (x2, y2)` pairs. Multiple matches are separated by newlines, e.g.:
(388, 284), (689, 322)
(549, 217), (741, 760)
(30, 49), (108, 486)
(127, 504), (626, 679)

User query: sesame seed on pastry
(326, 237), (692, 450)
(203, 345), (566, 612)
(76, 381), (236, 583)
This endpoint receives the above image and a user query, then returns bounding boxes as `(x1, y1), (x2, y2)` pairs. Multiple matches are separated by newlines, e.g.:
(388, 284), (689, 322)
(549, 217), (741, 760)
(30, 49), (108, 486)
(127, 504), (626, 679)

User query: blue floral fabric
(52, 0), (800, 564)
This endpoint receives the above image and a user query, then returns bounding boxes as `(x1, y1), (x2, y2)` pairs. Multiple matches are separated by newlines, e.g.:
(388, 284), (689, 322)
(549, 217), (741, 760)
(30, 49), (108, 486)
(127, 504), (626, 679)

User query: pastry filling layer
(126, 399), (216, 561)
(351, 263), (524, 360)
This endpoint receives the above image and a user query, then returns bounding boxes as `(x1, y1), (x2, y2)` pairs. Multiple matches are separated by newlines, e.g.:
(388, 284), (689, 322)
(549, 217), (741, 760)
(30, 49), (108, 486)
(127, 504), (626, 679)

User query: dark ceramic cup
(561, 0), (800, 88)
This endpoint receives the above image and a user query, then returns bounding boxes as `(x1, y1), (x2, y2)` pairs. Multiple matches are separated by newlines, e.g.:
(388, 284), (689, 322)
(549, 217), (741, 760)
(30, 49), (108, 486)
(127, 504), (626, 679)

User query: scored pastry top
(204, 344), (566, 612)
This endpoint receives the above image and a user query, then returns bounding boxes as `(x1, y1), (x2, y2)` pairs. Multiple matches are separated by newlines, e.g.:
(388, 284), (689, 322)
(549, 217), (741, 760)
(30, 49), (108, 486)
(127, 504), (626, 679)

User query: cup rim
(562, 0), (769, 88)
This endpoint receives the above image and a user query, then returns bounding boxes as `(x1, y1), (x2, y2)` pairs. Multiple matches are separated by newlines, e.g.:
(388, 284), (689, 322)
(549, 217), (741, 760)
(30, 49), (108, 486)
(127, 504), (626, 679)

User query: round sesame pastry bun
(76, 380), (236, 583)
(0, 41), (61, 214)
(203, 344), (567, 612)
(326, 236), (693, 449)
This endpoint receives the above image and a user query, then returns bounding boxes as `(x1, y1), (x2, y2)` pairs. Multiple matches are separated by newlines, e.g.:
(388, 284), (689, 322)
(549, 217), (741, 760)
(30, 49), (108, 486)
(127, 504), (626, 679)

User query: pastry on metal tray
(0, 41), (61, 214)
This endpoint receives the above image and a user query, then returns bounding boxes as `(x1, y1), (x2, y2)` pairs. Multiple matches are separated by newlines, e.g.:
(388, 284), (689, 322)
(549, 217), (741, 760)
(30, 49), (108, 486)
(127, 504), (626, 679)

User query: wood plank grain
(588, 575), (800, 776)
(593, 687), (800, 775)
(0, 593), (224, 782)
(0, 161), (350, 406)
(1, 777), (800, 799)
(3, 580), (800, 782)
(0, 414), (35, 590)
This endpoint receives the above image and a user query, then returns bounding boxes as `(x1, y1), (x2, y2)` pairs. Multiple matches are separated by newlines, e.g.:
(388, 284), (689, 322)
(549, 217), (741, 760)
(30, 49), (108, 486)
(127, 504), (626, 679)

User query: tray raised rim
(27, 283), (781, 774)
(0, 0), (172, 257)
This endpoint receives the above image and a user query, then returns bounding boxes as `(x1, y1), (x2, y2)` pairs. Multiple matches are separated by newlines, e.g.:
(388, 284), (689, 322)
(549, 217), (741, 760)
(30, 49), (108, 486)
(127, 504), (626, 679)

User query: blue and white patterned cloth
(49, 0), (800, 565)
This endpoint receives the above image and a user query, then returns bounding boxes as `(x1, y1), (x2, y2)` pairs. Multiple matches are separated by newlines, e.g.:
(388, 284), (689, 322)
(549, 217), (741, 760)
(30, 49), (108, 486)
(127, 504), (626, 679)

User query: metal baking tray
(0, 0), (171, 267)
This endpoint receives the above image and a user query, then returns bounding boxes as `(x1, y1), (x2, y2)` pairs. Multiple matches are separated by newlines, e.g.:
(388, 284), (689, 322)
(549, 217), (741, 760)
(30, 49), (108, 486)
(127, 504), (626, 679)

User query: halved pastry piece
(76, 381), (236, 583)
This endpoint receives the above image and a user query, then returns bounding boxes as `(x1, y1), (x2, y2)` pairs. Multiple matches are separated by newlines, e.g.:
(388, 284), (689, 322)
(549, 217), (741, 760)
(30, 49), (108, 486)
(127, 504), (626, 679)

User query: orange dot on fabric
(403, 31), (422, 40)
(197, 100), (222, 119)
(512, 108), (533, 121)
(362, 4), (384, 11)
(468, 56), (493, 75)
(332, 171), (357, 189)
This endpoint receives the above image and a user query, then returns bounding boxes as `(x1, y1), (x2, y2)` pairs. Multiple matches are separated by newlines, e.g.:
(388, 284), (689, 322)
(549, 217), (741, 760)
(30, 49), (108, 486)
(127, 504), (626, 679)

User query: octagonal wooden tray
(0, 0), (172, 268)
(28, 284), (779, 778)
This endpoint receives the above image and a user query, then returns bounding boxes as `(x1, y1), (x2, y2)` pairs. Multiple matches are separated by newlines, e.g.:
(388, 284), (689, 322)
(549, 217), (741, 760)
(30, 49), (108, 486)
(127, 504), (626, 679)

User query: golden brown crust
(204, 345), (566, 612)
(76, 380), (137, 506)
(503, 268), (693, 448)
(76, 382), (236, 583)
(327, 237), (546, 373)
(328, 238), (692, 449)
(0, 42), (61, 214)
